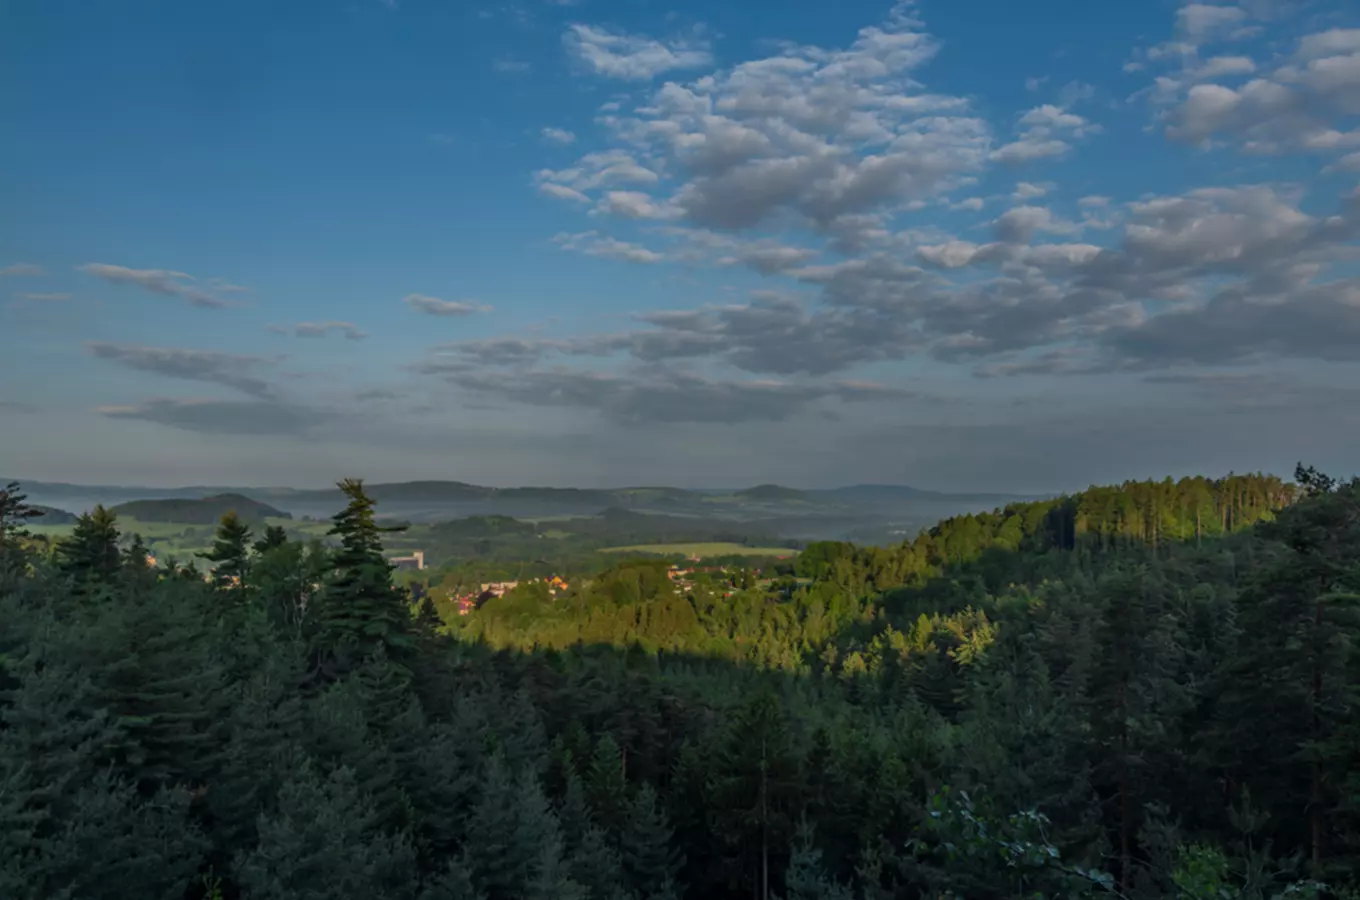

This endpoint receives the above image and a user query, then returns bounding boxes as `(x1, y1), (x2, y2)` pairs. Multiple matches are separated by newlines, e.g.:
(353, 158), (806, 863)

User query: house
(388, 550), (425, 571)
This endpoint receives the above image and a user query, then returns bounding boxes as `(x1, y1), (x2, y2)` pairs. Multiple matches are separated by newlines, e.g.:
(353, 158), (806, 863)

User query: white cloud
(1176, 3), (1246, 43)
(566, 7), (988, 231)
(541, 126), (577, 145)
(1013, 181), (1053, 200)
(990, 137), (1072, 163)
(990, 103), (1096, 164)
(553, 230), (666, 263)
(538, 182), (592, 203)
(77, 263), (238, 309)
(1327, 151), (1360, 172)
(270, 321), (368, 340)
(1199, 55), (1256, 78)
(564, 23), (712, 80)
(534, 149), (660, 203)
(404, 294), (493, 316)
(593, 190), (678, 220)
(1143, 15), (1360, 161)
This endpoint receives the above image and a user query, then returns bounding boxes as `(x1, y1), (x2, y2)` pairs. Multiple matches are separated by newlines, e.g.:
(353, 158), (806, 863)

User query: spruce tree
(253, 524), (289, 555)
(316, 479), (413, 675)
(203, 510), (253, 592)
(710, 690), (802, 900)
(461, 757), (563, 900)
(784, 822), (854, 900)
(588, 732), (629, 833)
(232, 764), (418, 900)
(621, 782), (684, 898)
(56, 505), (121, 590)
(0, 481), (41, 548)
(0, 481), (40, 580)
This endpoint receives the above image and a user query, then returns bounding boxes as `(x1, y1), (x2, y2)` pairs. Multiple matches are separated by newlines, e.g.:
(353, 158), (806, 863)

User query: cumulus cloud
(553, 230), (666, 263)
(77, 263), (238, 309)
(564, 23), (713, 80)
(540, 4), (989, 235)
(269, 321), (368, 340)
(991, 104), (1097, 164)
(85, 342), (280, 398)
(404, 294), (493, 316)
(1176, 3), (1246, 44)
(541, 126), (577, 145)
(1141, 16), (1360, 160)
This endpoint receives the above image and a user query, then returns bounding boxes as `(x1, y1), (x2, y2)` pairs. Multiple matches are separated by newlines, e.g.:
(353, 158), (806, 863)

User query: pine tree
(232, 764), (418, 900)
(710, 690), (803, 900)
(461, 757), (564, 900)
(0, 481), (41, 548)
(784, 822), (854, 900)
(316, 479), (413, 675)
(621, 782), (684, 898)
(588, 732), (629, 833)
(18, 770), (207, 900)
(206, 648), (308, 852)
(203, 510), (252, 592)
(76, 577), (228, 791)
(253, 524), (289, 555)
(418, 858), (486, 900)
(0, 482), (41, 580)
(57, 505), (121, 590)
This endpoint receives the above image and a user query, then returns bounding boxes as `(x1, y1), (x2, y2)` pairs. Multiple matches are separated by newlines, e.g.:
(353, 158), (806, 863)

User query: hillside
(731, 483), (814, 502)
(2, 467), (1355, 899)
(28, 504), (78, 525)
(111, 492), (290, 525)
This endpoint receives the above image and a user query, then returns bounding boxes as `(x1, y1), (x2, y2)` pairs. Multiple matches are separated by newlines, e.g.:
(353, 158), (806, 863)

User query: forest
(0, 467), (1356, 900)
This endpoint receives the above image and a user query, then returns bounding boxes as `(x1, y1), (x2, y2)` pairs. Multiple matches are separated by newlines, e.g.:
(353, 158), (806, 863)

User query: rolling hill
(111, 493), (291, 525)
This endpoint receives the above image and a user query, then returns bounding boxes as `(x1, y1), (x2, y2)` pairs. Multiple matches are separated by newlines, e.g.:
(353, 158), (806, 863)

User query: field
(600, 542), (799, 558)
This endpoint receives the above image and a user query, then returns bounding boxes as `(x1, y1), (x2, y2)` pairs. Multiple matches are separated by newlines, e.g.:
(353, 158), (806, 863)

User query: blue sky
(2, 0), (1358, 491)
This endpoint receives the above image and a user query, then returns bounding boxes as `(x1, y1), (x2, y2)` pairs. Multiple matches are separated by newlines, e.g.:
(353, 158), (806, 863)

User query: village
(447, 558), (757, 615)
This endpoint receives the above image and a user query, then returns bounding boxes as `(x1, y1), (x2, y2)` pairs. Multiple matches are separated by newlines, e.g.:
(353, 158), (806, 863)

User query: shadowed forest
(0, 468), (1357, 900)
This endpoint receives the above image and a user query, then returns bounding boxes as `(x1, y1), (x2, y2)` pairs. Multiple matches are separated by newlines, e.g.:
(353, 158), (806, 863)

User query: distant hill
(733, 484), (813, 502)
(29, 504), (78, 525)
(111, 493), (290, 525)
(817, 484), (1040, 506)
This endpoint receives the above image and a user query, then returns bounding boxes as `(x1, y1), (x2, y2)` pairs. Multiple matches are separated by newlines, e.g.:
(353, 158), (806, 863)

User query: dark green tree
(56, 505), (121, 589)
(621, 782), (684, 898)
(232, 764), (418, 900)
(253, 524), (290, 555)
(203, 510), (253, 592)
(316, 479), (413, 674)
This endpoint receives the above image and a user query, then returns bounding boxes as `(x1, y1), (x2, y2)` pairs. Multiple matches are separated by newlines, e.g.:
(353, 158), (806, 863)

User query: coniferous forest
(1, 467), (1357, 900)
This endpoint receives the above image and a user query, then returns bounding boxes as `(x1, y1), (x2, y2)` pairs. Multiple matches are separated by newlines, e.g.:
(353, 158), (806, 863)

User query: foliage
(0, 468), (1355, 900)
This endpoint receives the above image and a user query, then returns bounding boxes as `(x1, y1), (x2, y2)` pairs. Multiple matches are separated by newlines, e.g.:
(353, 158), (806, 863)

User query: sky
(2, 0), (1359, 493)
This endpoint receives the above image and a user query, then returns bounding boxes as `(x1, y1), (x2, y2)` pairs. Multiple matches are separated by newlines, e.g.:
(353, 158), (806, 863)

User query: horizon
(3, 0), (1358, 489)
(2, 465), (1305, 499)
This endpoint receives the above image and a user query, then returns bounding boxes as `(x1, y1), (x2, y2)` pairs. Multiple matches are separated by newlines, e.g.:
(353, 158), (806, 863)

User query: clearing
(600, 542), (799, 558)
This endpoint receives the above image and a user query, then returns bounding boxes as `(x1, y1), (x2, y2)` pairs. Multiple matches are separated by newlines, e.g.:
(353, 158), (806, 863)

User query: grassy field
(601, 542), (799, 558)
